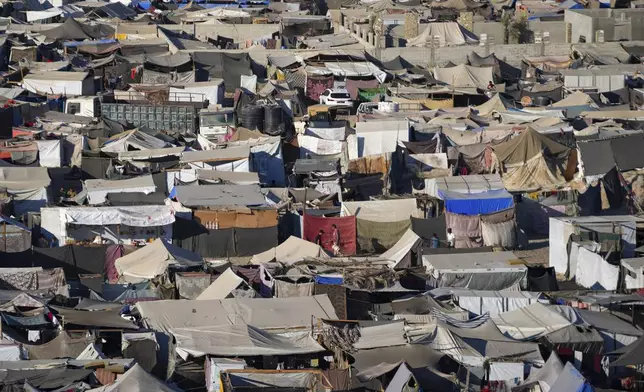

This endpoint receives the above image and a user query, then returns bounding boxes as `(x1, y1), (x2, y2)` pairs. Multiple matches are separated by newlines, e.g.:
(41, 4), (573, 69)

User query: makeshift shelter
(433, 64), (493, 89)
(22, 72), (94, 96)
(41, 18), (115, 40)
(422, 251), (526, 290)
(174, 185), (266, 208)
(424, 174), (505, 198)
(0, 215), (31, 252)
(88, 363), (176, 391)
(192, 52), (255, 91)
(473, 94), (509, 116)
(609, 335), (644, 367)
(196, 267), (245, 300)
(101, 130), (168, 153)
(468, 52), (521, 83)
(491, 129), (573, 192)
(115, 238), (203, 283)
(0, 167), (51, 217)
(250, 235), (329, 264)
(85, 175), (156, 205)
(407, 22), (478, 47)
(449, 289), (548, 317)
(354, 120), (410, 158)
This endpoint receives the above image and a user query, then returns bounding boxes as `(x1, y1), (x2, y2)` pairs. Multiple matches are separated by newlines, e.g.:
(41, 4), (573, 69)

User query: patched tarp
(0, 368), (93, 390)
(433, 64), (492, 88)
(24, 332), (94, 359)
(41, 18), (114, 40)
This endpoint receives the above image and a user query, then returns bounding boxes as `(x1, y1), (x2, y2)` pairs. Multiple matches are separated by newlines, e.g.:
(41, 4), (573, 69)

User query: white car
(319, 89), (353, 106)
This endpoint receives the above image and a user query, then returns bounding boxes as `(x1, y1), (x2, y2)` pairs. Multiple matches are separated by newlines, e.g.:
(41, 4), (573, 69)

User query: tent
(433, 64), (493, 89)
(407, 22), (478, 47)
(424, 174), (505, 198)
(380, 228), (422, 269)
(87, 364), (177, 391)
(468, 52), (521, 83)
(101, 130), (168, 153)
(192, 52), (254, 91)
(428, 0), (486, 10)
(0, 215), (31, 253)
(450, 289), (547, 317)
(473, 94), (509, 116)
(549, 362), (593, 392)
(115, 238), (203, 283)
(609, 335), (644, 367)
(250, 236), (329, 264)
(85, 175), (156, 205)
(491, 129), (572, 192)
(41, 18), (115, 40)
(422, 251), (526, 290)
(517, 352), (564, 392)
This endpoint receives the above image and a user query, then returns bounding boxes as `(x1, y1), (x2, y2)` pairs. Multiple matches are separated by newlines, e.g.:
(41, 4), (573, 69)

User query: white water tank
(378, 101), (399, 113)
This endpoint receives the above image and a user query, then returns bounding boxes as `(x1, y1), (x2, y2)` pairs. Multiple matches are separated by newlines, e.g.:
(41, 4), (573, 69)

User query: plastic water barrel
(241, 104), (265, 132)
(263, 104), (284, 136)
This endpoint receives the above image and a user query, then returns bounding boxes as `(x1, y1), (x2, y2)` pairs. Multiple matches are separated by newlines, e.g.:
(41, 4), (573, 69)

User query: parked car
(319, 89), (353, 106)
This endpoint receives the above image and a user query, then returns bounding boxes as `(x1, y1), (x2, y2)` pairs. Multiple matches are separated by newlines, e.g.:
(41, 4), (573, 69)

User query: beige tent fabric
(492, 129), (569, 165)
(474, 94), (507, 116)
(25, 332), (94, 360)
(433, 64), (493, 89)
(550, 91), (594, 108)
(115, 239), (201, 283)
(407, 22), (477, 47)
(250, 236), (329, 264)
(197, 268), (244, 300)
(498, 154), (567, 192)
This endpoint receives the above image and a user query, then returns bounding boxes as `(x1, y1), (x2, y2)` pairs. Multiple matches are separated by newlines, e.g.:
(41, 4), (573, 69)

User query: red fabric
(306, 75), (334, 102)
(12, 128), (32, 138)
(345, 78), (379, 100)
(304, 214), (356, 256)
(105, 245), (123, 284)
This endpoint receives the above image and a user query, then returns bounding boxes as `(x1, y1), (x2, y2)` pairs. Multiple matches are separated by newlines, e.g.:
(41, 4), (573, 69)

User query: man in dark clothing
(314, 229), (324, 246)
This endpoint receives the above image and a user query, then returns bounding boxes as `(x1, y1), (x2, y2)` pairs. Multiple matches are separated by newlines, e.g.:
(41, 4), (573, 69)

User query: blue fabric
(440, 189), (514, 215)
(63, 39), (116, 47)
(137, 1), (151, 9)
(315, 275), (343, 285)
(430, 237), (440, 248)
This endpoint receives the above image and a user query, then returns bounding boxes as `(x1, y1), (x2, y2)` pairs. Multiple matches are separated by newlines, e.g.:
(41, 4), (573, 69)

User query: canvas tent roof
(85, 175), (156, 205)
(492, 128), (570, 164)
(196, 267), (244, 300)
(609, 335), (644, 366)
(174, 185), (266, 207)
(351, 344), (446, 381)
(407, 22), (478, 47)
(550, 91), (595, 108)
(115, 238), (203, 283)
(49, 306), (137, 329)
(101, 130), (168, 153)
(549, 362), (593, 392)
(468, 52), (521, 83)
(425, 174), (505, 198)
(41, 18), (115, 40)
(429, 0), (485, 9)
(433, 64), (492, 89)
(380, 228), (422, 269)
(341, 199), (422, 222)
(136, 295), (338, 334)
(0, 167), (50, 191)
(474, 94), (509, 116)
(87, 363), (176, 392)
(251, 235), (330, 264)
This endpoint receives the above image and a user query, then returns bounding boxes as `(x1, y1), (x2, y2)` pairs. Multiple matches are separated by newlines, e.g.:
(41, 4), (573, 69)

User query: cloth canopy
(351, 344), (445, 381)
(115, 238), (203, 283)
(492, 129), (570, 165)
(342, 199), (421, 222)
(63, 206), (175, 227)
(468, 52), (521, 83)
(42, 18), (115, 40)
(85, 175), (156, 205)
(50, 306), (137, 329)
(474, 94), (509, 116)
(0, 167), (50, 191)
(380, 228), (422, 269)
(87, 363), (176, 392)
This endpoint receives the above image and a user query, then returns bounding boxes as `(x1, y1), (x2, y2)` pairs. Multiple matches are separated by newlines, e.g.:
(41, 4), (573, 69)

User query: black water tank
(533, 96), (551, 107)
(263, 104), (284, 136)
(241, 104), (265, 132)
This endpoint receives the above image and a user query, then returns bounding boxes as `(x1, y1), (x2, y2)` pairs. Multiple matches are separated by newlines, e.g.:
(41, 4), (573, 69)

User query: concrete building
(565, 8), (644, 43)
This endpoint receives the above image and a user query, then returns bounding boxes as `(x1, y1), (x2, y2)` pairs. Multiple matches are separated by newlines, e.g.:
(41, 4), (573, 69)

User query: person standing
(314, 229), (324, 247)
(447, 228), (455, 248)
(430, 233), (440, 248)
(331, 224), (341, 256)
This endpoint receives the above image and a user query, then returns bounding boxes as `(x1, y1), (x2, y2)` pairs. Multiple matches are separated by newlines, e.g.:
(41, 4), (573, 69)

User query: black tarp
(0, 250), (33, 267)
(609, 335), (644, 366)
(577, 183), (601, 216)
(602, 168), (624, 210)
(172, 218), (235, 258)
(233, 226), (278, 257)
(402, 140), (439, 154)
(193, 52), (255, 91)
(577, 140), (616, 176)
(107, 192), (166, 205)
(343, 174), (383, 201)
(123, 339), (158, 374)
(411, 216), (447, 241)
(81, 156), (112, 180)
(611, 134), (644, 171)
(468, 52), (521, 83)
(41, 18), (115, 40)
(527, 267), (559, 291)
(33, 245), (106, 280)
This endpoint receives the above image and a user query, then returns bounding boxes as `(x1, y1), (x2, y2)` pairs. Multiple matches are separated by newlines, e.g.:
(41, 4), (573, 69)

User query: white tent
(22, 72), (94, 95)
(101, 130), (168, 153)
(250, 236), (329, 264)
(115, 238), (203, 283)
(85, 175), (156, 205)
(87, 363), (176, 392)
(380, 228), (422, 269)
(407, 22), (478, 47)
(196, 268), (245, 300)
(354, 120), (410, 158)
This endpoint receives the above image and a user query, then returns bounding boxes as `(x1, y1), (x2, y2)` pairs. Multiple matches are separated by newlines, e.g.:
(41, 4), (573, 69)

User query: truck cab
(65, 96), (101, 119)
(199, 108), (235, 141)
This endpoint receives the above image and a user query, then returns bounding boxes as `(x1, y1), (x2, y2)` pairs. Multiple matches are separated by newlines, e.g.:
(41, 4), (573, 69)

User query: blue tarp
(315, 274), (343, 285)
(440, 189), (514, 215)
(63, 39), (117, 47)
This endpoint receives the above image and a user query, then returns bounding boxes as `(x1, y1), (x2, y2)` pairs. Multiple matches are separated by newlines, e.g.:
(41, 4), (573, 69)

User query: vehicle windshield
(330, 93), (351, 99)
(201, 113), (232, 126)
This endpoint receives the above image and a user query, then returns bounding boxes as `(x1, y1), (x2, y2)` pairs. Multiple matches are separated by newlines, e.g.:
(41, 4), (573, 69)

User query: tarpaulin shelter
(428, 0), (486, 10)
(101, 130), (168, 153)
(424, 174), (505, 198)
(0, 167), (50, 217)
(41, 18), (115, 40)
(433, 64), (493, 89)
(423, 251), (526, 290)
(49, 306), (137, 329)
(174, 185), (266, 207)
(196, 267), (244, 300)
(449, 289), (547, 317)
(303, 214), (356, 255)
(491, 128), (573, 191)
(609, 335), (644, 367)
(0, 215), (31, 253)
(549, 362), (593, 392)
(85, 175), (156, 205)
(115, 238), (203, 283)
(250, 235), (330, 264)
(136, 295), (338, 334)
(440, 189), (514, 215)
(473, 93), (510, 116)
(192, 52), (255, 91)
(407, 22), (478, 47)
(517, 352), (564, 392)
(22, 72), (94, 96)
(468, 52), (521, 83)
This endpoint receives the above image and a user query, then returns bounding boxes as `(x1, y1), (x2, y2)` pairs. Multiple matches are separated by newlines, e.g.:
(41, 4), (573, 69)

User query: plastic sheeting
(407, 22), (478, 47)
(433, 64), (493, 89)
(492, 303), (573, 340)
(63, 205), (175, 227)
(89, 363), (176, 392)
(85, 175), (156, 205)
(35, 140), (62, 168)
(323, 62), (387, 83)
(453, 290), (546, 317)
(305, 127), (346, 141)
(342, 199), (421, 222)
(173, 325), (324, 358)
(354, 321), (407, 350)
(575, 247), (619, 290)
(441, 189), (514, 215)
(381, 228), (422, 269)
(355, 120), (409, 157)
